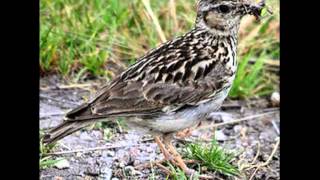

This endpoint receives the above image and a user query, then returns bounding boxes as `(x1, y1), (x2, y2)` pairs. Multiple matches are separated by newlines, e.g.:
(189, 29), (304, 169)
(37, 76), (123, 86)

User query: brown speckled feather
(64, 29), (233, 122)
(43, 0), (266, 144)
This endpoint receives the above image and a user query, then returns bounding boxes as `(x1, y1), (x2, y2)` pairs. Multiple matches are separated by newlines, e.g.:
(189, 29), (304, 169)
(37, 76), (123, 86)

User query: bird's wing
(65, 32), (230, 121)
(66, 77), (224, 121)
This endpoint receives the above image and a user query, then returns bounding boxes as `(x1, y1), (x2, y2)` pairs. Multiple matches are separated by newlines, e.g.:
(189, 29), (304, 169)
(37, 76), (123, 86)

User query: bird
(43, 0), (266, 175)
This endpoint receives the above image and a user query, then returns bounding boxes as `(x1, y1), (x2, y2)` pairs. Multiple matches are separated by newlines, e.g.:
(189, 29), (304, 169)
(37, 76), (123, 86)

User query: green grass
(40, 130), (58, 169)
(40, 0), (279, 98)
(40, 156), (61, 169)
(184, 140), (240, 177)
(40, 0), (195, 77)
(166, 163), (196, 180)
(160, 139), (240, 178)
(229, 51), (277, 99)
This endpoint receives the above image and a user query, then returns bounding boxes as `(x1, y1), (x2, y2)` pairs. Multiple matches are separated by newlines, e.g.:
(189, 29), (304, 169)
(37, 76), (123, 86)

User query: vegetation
(184, 140), (239, 177)
(40, 1), (279, 177)
(40, 130), (58, 169)
(40, 0), (279, 98)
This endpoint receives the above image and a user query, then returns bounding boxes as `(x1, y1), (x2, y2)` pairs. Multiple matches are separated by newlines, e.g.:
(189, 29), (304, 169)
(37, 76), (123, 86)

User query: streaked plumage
(43, 0), (266, 175)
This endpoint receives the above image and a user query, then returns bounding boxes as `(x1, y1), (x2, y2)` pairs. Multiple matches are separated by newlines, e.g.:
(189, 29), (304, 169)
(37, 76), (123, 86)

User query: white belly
(127, 85), (232, 134)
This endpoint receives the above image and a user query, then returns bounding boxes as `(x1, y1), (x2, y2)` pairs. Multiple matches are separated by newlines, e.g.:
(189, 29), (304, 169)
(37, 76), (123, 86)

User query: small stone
(270, 91), (280, 106)
(209, 112), (234, 123)
(80, 132), (93, 141)
(54, 159), (70, 169)
(124, 166), (142, 176)
(92, 130), (103, 139)
(233, 125), (243, 134)
(124, 166), (134, 172)
(215, 130), (228, 141)
(103, 150), (115, 157)
(118, 162), (125, 168)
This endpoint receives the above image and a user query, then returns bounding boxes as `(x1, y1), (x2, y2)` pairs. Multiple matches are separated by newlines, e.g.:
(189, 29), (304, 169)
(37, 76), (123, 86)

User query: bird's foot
(176, 122), (202, 139)
(164, 138), (196, 176)
(155, 134), (197, 177)
(175, 128), (193, 139)
(154, 136), (174, 161)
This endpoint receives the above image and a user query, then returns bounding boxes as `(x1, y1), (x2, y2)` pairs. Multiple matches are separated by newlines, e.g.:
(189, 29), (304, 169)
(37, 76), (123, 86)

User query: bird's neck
(194, 14), (240, 38)
(192, 26), (238, 52)
(190, 26), (239, 74)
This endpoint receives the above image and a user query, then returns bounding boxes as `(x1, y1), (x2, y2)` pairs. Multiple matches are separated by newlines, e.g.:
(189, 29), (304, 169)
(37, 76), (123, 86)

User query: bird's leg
(175, 121), (202, 139)
(154, 136), (173, 161)
(163, 134), (195, 176)
(175, 128), (193, 139)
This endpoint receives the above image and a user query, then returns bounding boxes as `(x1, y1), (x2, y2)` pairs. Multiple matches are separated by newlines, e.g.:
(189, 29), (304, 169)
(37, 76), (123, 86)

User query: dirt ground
(40, 75), (280, 180)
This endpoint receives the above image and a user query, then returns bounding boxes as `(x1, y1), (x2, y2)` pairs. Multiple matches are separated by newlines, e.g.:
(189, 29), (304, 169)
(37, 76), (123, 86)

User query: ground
(40, 75), (279, 180)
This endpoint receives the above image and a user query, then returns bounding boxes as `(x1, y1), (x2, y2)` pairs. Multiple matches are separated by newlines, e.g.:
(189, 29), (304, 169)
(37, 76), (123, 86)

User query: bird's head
(195, 0), (266, 35)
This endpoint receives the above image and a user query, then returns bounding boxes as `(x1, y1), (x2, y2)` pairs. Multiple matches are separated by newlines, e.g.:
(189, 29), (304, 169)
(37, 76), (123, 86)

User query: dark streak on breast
(174, 72), (183, 82)
(165, 74), (173, 82)
(194, 67), (204, 80)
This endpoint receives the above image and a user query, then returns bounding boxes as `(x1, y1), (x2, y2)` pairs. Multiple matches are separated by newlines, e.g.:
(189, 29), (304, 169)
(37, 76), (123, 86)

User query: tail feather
(43, 100), (109, 144)
(65, 103), (92, 119)
(42, 120), (93, 144)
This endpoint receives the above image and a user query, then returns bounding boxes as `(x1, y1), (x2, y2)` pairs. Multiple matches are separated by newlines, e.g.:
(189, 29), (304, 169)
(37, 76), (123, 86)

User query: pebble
(80, 132), (93, 141)
(233, 125), (243, 134)
(118, 162), (125, 168)
(105, 150), (115, 157)
(270, 91), (280, 106)
(209, 112), (234, 123)
(100, 167), (112, 180)
(124, 166), (143, 176)
(54, 159), (70, 169)
(215, 130), (228, 141)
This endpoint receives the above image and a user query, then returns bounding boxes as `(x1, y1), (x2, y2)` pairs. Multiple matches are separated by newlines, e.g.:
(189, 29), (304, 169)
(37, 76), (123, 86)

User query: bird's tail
(42, 120), (94, 145)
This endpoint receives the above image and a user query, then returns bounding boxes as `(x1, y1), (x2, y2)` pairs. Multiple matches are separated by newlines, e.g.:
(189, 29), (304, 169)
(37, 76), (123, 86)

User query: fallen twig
(248, 138), (280, 180)
(57, 83), (97, 89)
(155, 162), (172, 175)
(198, 110), (279, 130)
(46, 144), (127, 156)
(221, 103), (242, 110)
(135, 159), (166, 170)
(140, 137), (155, 143)
(251, 142), (261, 167)
(197, 174), (216, 179)
(261, 107), (280, 112)
(135, 159), (198, 171)
(271, 120), (280, 135)
(249, 59), (279, 67)
(136, 159), (216, 179)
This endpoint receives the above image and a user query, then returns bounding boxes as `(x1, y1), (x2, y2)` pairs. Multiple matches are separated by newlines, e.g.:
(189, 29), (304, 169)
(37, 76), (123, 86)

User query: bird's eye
(218, 5), (230, 13)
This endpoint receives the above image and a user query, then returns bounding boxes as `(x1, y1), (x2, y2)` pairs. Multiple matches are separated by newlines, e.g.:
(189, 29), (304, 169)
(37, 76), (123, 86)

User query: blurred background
(40, 0), (279, 179)
(40, 0), (279, 100)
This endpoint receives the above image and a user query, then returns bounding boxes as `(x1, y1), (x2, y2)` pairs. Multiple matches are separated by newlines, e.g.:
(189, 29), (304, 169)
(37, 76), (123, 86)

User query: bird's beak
(241, 0), (269, 21)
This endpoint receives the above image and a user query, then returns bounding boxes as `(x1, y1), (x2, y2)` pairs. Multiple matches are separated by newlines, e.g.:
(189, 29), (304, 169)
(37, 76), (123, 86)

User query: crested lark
(44, 0), (266, 175)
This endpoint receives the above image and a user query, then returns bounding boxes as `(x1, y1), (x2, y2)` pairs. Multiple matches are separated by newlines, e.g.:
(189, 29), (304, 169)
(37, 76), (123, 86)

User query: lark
(44, 0), (266, 175)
